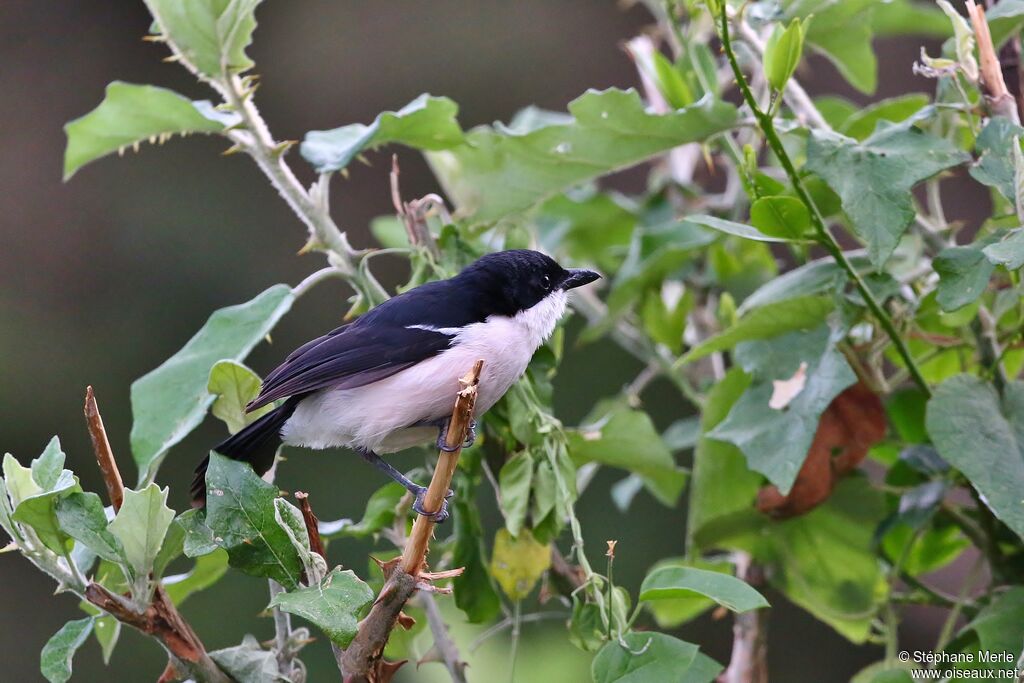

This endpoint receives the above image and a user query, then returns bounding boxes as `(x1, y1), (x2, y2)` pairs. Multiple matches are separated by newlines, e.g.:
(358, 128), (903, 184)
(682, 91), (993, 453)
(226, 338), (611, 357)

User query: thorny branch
(81, 388), (231, 683)
(338, 361), (482, 682)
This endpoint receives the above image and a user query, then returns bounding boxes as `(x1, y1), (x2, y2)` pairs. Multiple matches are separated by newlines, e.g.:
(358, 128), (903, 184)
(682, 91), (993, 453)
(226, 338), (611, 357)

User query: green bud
(718, 292), (737, 329)
(763, 18), (806, 93)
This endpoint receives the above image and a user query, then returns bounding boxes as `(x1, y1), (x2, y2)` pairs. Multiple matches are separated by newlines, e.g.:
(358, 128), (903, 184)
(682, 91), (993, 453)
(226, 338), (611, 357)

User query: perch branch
(81, 388), (230, 683)
(419, 591), (468, 683)
(967, 1), (1021, 124)
(340, 360), (483, 682)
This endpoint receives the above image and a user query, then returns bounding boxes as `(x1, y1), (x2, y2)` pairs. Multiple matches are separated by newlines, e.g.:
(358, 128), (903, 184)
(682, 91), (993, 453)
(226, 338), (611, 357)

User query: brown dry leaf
(757, 382), (886, 518)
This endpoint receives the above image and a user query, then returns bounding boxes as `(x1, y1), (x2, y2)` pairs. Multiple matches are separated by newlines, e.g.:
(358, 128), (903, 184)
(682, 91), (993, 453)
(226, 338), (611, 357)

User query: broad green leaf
(426, 88), (737, 222)
(320, 482), (405, 539)
(568, 404), (686, 507)
(642, 559), (732, 628)
(209, 634), (284, 683)
(708, 324), (856, 494)
(204, 453), (304, 588)
(933, 245), (995, 312)
(749, 196), (810, 239)
(988, 0), (1024, 47)
(851, 661), (918, 683)
(687, 369), (761, 551)
(130, 284), (294, 484)
(10, 439), (81, 554)
(592, 632), (722, 683)
(927, 376), (1024, 540)
(40, 617), (94, 683)
(871, 0), (951, 38)
(143, 0), (263, 77)
(208, 360), (271, 434)
(498, 451), (534, 537)
(840, 94), (931, 141)
(490, 527), (550, 600)
(55, 492), (125, 564)
(640, 566), (768, 612)
(763, 19), (806, 92)
(983, 228), (1024, 270)
(969, 119), (1024, 204)
(108, 484), (175, 586)
(738, 255), (874, 313)
(688, 213), (793, 243)
(163, 549), (230, 604)
(800, 0), (878, 94)
(63, 82), (225, 179)
(807, 122), (969, 267)
(452, 488), (501, 623)
(680, 296), (834, 364)
(568, 597), (605, 652)
(535, 191), (636, 273)
(882, 521), (968, 576)
(268, 568), (373, 647)
(945, 587), (1024, 670)
(178, 508), (219, 557)
(92, 616), (120, 665)
(301, 94), (463, 173)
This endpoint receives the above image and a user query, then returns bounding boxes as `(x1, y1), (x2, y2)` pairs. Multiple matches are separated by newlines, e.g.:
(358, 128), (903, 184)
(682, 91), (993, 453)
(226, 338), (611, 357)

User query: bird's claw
(436, 419), (477, 452)
(411, 486), (453, 523)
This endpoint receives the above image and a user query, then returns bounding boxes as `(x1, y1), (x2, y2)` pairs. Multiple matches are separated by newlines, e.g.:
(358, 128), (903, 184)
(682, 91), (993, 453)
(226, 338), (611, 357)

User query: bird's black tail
(191, 397), (301, 507)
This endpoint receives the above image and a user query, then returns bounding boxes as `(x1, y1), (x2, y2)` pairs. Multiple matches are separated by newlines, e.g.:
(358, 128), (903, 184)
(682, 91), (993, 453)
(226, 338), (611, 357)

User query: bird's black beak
(560, 268), (601, 290)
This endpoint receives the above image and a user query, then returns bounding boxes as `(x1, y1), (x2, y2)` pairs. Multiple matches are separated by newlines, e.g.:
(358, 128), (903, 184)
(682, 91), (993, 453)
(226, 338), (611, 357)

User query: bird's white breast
(281, 290), (568, 453)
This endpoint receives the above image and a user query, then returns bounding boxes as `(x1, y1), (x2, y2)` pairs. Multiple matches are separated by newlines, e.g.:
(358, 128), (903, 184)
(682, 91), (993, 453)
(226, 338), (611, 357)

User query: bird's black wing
(246, 323), (453, 411)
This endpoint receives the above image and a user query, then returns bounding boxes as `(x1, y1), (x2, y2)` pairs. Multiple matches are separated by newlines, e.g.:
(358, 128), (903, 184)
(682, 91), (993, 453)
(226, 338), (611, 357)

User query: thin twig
(84, 386), (123, 511)
(720, 553), (768, 683)
(419, 592), (468, 683)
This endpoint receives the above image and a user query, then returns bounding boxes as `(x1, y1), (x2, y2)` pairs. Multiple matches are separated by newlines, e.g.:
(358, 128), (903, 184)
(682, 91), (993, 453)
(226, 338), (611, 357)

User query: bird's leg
(356, 448), (453, 523)
(435, 418), (477, 452)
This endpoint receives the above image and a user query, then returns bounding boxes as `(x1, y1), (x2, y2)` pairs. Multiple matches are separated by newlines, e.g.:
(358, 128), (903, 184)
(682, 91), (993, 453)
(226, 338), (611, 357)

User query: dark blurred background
(0, 1), (969, 681)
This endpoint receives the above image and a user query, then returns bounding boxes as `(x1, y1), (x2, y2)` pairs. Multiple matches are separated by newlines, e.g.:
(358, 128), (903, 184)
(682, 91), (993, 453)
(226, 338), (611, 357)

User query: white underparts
(280, 289), (569, 453)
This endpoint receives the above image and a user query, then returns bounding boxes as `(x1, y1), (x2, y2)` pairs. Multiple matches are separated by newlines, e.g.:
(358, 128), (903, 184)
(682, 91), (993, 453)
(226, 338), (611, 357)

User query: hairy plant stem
(718, 6), (932, 397)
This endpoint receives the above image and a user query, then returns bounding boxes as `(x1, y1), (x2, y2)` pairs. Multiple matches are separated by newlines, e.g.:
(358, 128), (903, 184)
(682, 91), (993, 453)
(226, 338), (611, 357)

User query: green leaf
(839, 94), (931, 141)
(208, 360), (271, 434)
(40, 617), (94, 683)
(163, 549), (230, 604)
(642, 559), (731, 628)
(209, 634), (285, 683)
(969, 118), (1024, 204)
(738, 255), (875, 313)
(983, 228), (1024, 270)
(708, 324), (856, 494)
(320, 482), (405, 539)
(592, 632), (722, 683)
(452, 488), (501, 623)
(933, 245), (995, 312)
(489, 527), (550, 600)
(55, 492), (124, 564)
(9, 440), (81, 554)
(568, 404), (686, 507)
(688, 213), (794, 243)
(204, 453), (304, 588)
(851, 661), (918, 683)
(130, 284), (294, 484)
(946, 587), (1024, 668)
(640, 566), (769, 612)
(988, 0), (1024, 48)
(926, 376), (1024, 540)
(498, 451), (534, 537)
(268, 568), (374, 647)
(425, 88), (737, 222)
(871, 0), (952, 38)
(807, 122), (969, 267)
(681, 296), (834, 364)
(108, 484), (175, 587)
(687, 369), (761, 551)
(143, 0), (263, 77)
(92, 616), (120, 665)
(178, 508), (219, 557)
(301, 94), (463, 173)
(568, 597), (605, 652)
(802, 0), (878, 94)
(63, 82), (226, 179)
(749, 196), (810, 239)
(763, 19), (806, 92)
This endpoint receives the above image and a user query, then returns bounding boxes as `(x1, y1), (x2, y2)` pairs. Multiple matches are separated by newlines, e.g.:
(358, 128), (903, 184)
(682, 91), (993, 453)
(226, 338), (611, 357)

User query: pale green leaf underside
(143, 0), (263, 78)
(639, 566), (769, 613)
(63, 82), (225, 179)
(40, 617), (94, 683)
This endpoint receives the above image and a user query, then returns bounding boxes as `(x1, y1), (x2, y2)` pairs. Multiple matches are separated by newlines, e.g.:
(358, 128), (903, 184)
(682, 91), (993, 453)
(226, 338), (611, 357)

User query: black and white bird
(191, 249), (599, 520)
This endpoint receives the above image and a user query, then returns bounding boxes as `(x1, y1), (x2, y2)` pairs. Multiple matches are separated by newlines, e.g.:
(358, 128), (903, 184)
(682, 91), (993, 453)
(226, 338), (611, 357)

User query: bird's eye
(542, 274), (551, 289)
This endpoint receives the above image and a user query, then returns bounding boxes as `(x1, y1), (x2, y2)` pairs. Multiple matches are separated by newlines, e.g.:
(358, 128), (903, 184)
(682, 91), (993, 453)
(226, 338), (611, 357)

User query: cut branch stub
(84, 386), (124, 511)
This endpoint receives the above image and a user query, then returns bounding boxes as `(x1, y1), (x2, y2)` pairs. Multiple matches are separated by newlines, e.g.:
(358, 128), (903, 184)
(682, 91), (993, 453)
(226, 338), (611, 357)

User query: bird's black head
(456, 249), (600, 316)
